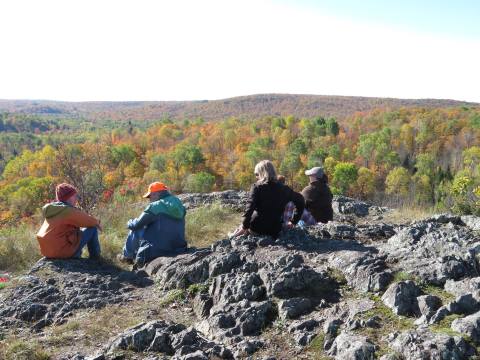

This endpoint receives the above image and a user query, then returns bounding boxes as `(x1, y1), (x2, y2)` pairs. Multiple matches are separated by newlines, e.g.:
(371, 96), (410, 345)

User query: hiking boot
(117, 254), (134, 264)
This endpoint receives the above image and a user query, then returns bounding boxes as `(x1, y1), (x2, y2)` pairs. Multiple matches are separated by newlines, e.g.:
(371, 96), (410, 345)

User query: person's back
(302, 178), (333, 223)
(121, 183), (187, 266)
(37, 183), (101, 259)
(140, 194), (187, 254)
(244, 180), (304, 237)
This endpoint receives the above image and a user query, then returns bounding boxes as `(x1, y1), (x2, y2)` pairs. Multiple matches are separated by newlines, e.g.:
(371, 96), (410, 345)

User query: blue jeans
(74, 227), (101, 259)
(123, 229), (145, 260)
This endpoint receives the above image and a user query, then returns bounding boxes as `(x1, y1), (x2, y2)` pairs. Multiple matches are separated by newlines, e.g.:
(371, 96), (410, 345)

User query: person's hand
(127, 219), (134, 229)
(229, 226), (248, 238)
(286, 221), (294, 229)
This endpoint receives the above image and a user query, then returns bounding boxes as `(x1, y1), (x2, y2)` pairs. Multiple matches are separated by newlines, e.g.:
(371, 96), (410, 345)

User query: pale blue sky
(288, 0), (480, 39)
(0, 0), (479, 102)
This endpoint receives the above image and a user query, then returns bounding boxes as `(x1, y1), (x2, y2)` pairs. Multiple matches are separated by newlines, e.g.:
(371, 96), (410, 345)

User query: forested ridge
(0, 94), (476, 122)
(1, 103), (480, 224)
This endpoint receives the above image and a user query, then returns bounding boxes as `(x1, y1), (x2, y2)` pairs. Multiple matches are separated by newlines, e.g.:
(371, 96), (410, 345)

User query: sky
(0, 0), (479, 102)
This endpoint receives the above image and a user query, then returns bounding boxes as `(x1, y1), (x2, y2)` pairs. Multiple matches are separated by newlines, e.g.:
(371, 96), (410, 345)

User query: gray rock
(332, 196), (386, 217)
(328, 250), (392, 293)
(258, 254), (332, 298)
(461, 215), (480, 231)
(379, 220), (479, 285)
(416, 294), (441, 319)
(445, 277), (480, 297)
(145, 249), (211, 288)
(451, 311), (480, 344)
(278, 297), (312, 320)
(108, 320), (178, 353)
(356, 223), (396, 240)
(209, 272), (265, 305)
(289, 319), (319, 333)
(233, 339), (264, 357)
(429, 305), (451, 324)
(193, 293), (213, 319)
(197, 300), (274, 340)
(327, 331), (376, 359)
(381, 281), (421, 316)
(388, 327), (475, 359)
(447, 292), (480, 315)
(317, 222), (357, 239)
(106, 321), (233, 359)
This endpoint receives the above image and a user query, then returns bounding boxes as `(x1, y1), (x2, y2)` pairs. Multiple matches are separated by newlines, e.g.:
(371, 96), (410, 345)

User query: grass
(0, 339), (51, 360)
(421, 284), (456, 304)
(346, 293), (415, 357)
(185, 203), (241, 248)
(0, 224), (41, 273)
(382, 205), (435, 225)
(0, 200), (241, 272)
(158, 283), (210, 307)
(305, 333), (332, 359)
(429, 314), (464, 337)
(392, 271), (418, 283)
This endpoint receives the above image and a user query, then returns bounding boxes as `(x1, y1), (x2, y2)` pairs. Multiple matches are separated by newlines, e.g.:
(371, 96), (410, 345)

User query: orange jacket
(36, 202), (99, 258)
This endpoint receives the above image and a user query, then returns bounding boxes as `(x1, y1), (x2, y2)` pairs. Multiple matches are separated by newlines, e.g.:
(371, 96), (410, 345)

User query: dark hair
(277, 175), (286, 184)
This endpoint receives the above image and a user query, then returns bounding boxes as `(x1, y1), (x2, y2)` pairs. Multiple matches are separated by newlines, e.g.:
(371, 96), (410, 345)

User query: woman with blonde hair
(233, 160), (305, 238)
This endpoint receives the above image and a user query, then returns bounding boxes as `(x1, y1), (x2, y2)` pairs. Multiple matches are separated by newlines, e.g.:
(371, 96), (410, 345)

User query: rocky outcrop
(178, 191), (389, 218)
(3, 194), (480, 360)
(387, 328), (475, 359)
(0, 259), (152, 332)
(379, 217), (480, 286)
(105, 320), (233, 359)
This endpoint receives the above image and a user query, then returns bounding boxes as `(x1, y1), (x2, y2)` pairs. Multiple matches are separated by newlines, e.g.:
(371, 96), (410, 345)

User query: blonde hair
(254, 160), (277, 184)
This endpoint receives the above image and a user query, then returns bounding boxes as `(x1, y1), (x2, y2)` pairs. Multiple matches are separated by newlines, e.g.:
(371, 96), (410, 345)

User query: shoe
(117, 254), (134, 264)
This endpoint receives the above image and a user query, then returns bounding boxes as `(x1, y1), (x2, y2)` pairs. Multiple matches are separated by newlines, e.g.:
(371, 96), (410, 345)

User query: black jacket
(242, 181), (305, 238)
(301, 180), (333, 223)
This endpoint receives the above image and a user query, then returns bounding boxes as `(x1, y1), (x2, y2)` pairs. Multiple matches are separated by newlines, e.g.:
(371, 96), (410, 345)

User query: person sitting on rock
(37, 183), (102, 259)
(118, 181), (187, 266)
(277, 175), (317, 229)
(232, 160), (305, 238)
(302, 166), (333, 224)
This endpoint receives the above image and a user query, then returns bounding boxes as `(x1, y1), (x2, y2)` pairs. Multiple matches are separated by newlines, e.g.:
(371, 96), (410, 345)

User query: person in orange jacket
(36, 183), (102, 259)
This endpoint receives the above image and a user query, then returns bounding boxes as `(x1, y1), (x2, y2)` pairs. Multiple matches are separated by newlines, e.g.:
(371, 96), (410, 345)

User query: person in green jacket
(118, 182), (187, 266)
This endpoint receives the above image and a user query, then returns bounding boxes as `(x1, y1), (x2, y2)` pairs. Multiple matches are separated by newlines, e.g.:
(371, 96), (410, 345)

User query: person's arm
(290, 189), (305, 225)
(301, 186), (313, 209)
(127, 211), (156, 231)
(242, 184), (258, 229)
(67, 208), (99, 228)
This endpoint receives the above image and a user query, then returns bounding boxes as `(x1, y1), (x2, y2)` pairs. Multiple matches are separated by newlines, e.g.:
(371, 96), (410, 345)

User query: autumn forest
(1, 100), (480, 225)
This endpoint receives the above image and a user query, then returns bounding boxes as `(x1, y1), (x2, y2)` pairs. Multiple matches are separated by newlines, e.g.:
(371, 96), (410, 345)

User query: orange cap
(143, 182), (168, 198)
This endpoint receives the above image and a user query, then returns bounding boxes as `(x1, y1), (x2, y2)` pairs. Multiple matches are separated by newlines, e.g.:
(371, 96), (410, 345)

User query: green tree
(355, 167), (376, 199)
(149, 154), (166, 172)
(171, 144), (205, 172)
(326, 118), (339, 136)
(332, 162), (358, 194)
(183, 172), (216, 193)
(110, 144), (136, 166)
(385, 167), (411, 197)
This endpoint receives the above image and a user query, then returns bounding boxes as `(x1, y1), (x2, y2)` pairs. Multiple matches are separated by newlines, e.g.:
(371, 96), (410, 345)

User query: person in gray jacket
(118, 182), (187, 266)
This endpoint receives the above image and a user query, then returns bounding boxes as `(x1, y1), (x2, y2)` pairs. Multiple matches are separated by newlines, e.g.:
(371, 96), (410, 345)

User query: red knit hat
(55, 183), (78, 202)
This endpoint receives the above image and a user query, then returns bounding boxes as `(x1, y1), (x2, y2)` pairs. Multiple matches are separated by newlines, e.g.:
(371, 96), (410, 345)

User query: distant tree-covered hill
(0, 94), (477, 122)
